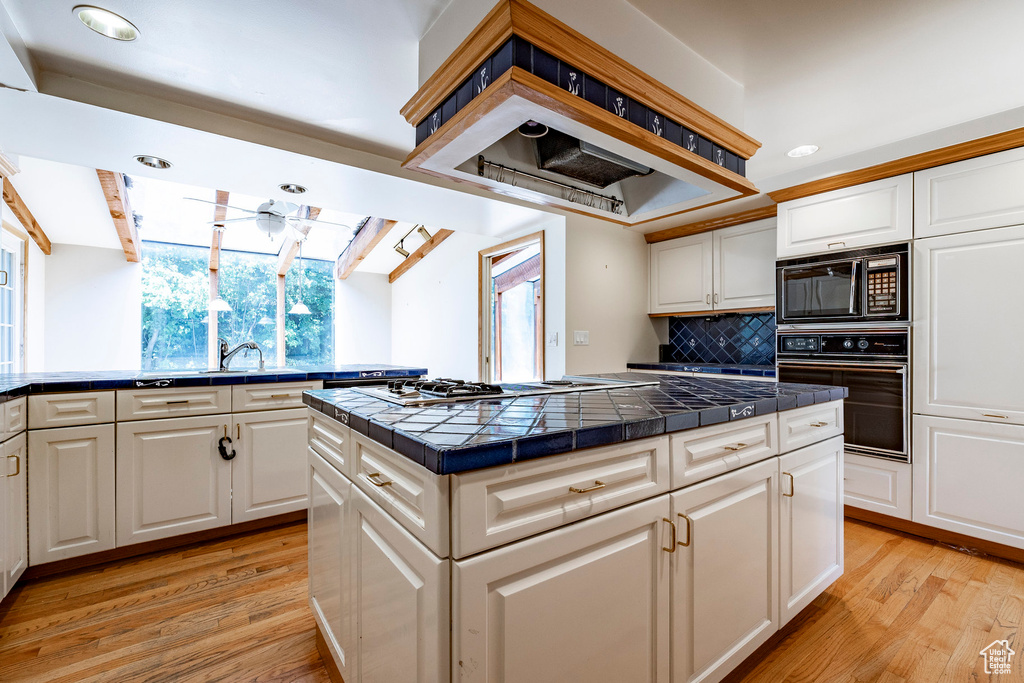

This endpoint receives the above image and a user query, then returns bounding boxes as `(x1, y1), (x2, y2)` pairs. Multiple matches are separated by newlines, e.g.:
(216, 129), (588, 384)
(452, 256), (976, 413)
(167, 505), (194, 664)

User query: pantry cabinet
(232, 408), (309, 523)
(3, 433), (27, 595)
(649, 220), (776, 315)
(776, 174), (913, 258)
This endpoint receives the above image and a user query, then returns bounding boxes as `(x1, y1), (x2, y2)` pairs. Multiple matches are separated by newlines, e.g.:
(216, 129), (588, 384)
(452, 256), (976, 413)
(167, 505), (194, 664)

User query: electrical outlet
(573, 330), (590, 346)
(547, 332), (559, 347)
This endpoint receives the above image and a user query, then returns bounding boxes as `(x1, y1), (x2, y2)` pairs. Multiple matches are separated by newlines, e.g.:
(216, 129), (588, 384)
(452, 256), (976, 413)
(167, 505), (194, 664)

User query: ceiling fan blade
(288, 216), (354, 231)
(266, 199), (300, 215)
(184, 197), (257, 214)
(206, 216), (255, 225)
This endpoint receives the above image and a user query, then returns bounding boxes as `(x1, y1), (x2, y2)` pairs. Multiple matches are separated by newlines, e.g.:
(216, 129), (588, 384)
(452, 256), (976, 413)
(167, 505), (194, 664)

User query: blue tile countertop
(627, 362), (776, 378)
(304, 372), (845, 475)
(0, 365), (428, 402)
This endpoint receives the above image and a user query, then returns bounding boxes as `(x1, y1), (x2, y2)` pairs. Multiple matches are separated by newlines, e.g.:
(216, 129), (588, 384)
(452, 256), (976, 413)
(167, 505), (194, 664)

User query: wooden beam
(2, 176), (51, 255)
(335, 217), (399, 280)
(277, 206), (319, 276)
(389, 229), (454, 283)
(644, 204), (778, 244)
(96, 170), (141, 262)
(209, 190), (229, 271)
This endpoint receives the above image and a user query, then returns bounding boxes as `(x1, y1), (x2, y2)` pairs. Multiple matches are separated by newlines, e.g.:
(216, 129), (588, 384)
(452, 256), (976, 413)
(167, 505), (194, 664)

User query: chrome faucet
(218, 338), (265, 372)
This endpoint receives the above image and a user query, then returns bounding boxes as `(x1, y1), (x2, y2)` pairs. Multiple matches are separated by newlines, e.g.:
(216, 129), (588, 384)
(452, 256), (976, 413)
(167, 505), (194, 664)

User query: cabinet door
(914, 146), (1024, 238)
(713, 219), (777, 310)
(779, 436), (844, 625)
(5, 433), (26, 588)
(352, 486), (449, 683)
(650, 233), (713, 314)
(28, 425), (116, 564)
(232, 409), (308, 523)
(914, 226), (1024, 424)
(116, 415), (231, 546)
(671, 459), (778, 683)
(913, 415), (1024, 548)
(844, 452), (912, 520)
(455, 496), (670, 683)
(308, 450), (356, 682)
(776, 174), (913, 258)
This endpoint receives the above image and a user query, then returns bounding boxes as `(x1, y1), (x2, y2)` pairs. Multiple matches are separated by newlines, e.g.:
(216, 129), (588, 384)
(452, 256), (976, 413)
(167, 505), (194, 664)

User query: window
(0, 228), (23, 373)
(141, 241), (335, 370)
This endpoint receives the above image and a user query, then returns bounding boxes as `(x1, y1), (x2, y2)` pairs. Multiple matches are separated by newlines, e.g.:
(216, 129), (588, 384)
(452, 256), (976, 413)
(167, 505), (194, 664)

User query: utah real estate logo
(980, 639), (1015, 675)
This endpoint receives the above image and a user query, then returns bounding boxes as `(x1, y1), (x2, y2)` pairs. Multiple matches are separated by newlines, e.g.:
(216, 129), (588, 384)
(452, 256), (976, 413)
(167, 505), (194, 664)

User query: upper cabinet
(776, 175), (913, 258)
(914, 146), (1024, 239)
(649, 219), (776, 315)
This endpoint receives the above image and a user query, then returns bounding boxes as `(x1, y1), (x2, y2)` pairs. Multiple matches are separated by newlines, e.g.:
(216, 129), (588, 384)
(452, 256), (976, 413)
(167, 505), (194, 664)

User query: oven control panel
(778, 331), (908, 359)
(865, 256), (900, 315)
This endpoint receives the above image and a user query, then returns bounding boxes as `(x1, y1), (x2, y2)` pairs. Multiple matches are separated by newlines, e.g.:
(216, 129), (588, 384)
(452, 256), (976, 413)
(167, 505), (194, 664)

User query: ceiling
(1, 0), (1023, 242)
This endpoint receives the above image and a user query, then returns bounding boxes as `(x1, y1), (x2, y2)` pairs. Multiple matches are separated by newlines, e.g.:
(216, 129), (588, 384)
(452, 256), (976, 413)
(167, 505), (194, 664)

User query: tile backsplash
(662, 313), (776, 365)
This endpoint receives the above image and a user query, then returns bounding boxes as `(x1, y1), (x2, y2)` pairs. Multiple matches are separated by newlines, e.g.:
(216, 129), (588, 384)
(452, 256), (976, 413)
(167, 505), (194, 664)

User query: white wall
(43, 244), (142, 372)
(335, 271), (392, 365)
(24, 236), (45, 371)
(564, 215), (660, 374)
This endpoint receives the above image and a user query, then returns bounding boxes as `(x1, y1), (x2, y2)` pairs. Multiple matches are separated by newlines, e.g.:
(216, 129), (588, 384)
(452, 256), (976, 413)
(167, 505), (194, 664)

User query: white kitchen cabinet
(671, 413), (778, 489)
(778, 436), (844, 625)
(352, 485), (449, 683)
(28, 425), (116, 564)
(843, 453), (912, 520)
(670, 458), (778, 683)
(3, 397), (26, 440)
(649, 221), (776, 315)
(4, 433), (26, 591)
(231, 409), (309, 523)
(712, 218), (777, 310)
(308, 449), (356, 682)
(455, 495), (669, 683)
(913, 415), (1024, 548)
(776, 174), (913, 258)
(116, 415), (232, 546)
(914, 146), (1024, 238)
(650, 232), (713, 314)
(914, 226), (1024, 425)
(29, 391), (114, 429)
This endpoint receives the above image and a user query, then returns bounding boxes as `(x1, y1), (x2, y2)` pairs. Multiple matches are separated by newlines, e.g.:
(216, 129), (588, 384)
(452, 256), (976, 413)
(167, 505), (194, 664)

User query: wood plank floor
(2, 518), (1022, 682)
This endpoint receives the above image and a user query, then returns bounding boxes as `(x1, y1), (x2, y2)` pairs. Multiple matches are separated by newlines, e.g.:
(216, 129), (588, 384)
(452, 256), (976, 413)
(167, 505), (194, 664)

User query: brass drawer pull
(166, 400), (191, 406)
(809, 421), (828, 427)
(365, 472), (393, 487)
(783, 472), (795, 497)
(662, 517), (677, 553)
(7, 454), (19, 477)
(677, 513), (692, 547)
(983, 414), (1008, 419)
(569, 480), (606, 494)
(270, 394), (293, 399)
(723, 442), (749, 451)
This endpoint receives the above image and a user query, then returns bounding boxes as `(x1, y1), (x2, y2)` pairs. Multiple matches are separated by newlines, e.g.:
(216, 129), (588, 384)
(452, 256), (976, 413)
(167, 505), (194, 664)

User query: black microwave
(776, 243), (909, 325)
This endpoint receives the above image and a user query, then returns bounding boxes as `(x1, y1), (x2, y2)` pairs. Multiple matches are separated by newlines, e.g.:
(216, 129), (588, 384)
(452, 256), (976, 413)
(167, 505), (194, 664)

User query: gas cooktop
(353, 376), (659, 406)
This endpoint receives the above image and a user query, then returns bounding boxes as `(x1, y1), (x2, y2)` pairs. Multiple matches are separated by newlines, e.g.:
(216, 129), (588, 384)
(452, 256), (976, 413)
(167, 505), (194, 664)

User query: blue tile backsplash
(663, 313), (776, 366)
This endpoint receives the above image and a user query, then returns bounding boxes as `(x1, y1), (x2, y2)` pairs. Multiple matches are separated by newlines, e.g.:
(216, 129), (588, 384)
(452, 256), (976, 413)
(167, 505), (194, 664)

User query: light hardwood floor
(2, 519), (1021, 682)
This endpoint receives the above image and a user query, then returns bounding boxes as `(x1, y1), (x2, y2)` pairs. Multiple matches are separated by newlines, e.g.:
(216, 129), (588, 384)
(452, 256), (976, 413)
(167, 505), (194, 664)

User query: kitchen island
(303, 373), (847, 683)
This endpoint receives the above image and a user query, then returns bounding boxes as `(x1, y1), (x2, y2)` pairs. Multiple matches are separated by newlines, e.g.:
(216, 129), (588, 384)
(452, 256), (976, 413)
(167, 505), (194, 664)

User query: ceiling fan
(184, 197), (354, 239)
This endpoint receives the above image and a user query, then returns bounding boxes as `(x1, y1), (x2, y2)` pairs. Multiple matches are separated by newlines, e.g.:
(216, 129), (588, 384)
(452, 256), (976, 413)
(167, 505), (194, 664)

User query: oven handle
(778, 362), (906, 374)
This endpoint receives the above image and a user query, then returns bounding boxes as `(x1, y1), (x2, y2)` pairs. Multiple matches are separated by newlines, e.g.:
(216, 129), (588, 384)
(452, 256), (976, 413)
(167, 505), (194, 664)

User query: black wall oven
(777, 329), (909, 462)
(776, 243), (909, 325)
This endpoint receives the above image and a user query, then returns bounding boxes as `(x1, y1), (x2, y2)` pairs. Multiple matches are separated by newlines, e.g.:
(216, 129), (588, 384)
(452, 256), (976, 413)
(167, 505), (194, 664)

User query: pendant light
(209, 229), (233, 312)
(289, 238), (311, 315)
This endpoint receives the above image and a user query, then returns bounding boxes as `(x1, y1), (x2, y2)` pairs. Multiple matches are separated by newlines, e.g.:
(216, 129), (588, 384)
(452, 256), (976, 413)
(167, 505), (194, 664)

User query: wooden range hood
(401, 0), (761, 226)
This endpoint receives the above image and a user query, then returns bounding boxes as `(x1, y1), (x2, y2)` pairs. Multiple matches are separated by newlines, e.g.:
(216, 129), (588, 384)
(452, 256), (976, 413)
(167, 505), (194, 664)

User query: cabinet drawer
(232, 381), (322, 412)
(350, 431), (449, 557)
(452, 436), (670, 558)
(671, 414), (778, 488)
(778, 401), (844, 452)
(844, 453), (912, 520)
(309, 408), (351, 477)
(3, 396), (26, 438)
(29, 391), (114, 429)
(116, 387), (232, 421)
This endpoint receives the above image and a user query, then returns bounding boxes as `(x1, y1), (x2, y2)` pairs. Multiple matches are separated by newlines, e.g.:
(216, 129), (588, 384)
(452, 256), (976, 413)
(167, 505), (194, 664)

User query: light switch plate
(573, 330), (590, 346)
(547, 332), (558, 347)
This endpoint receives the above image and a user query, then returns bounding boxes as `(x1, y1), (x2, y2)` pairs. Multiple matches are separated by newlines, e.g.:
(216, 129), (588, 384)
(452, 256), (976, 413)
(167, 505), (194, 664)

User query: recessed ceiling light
(134, 155), (172, 170)
(279, 183), (307, 194)
(787, 145), (819, 158)
(74, 6), (139, 41)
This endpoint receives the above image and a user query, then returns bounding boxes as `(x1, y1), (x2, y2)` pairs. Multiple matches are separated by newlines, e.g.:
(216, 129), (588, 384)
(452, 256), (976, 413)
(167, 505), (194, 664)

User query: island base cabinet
(5, 433), (26, 590)
(779, 436), (844, 625)
(232, 409), (309, 523)
(308, 450), (356, 682)
(454, 496), (670, 683)
(913, 416), (1024, 548)
(670, 458), (779, 683)
(116, 416), (231, 546)
(351, 486), (449, 683)
(28, 425), (115, 564)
